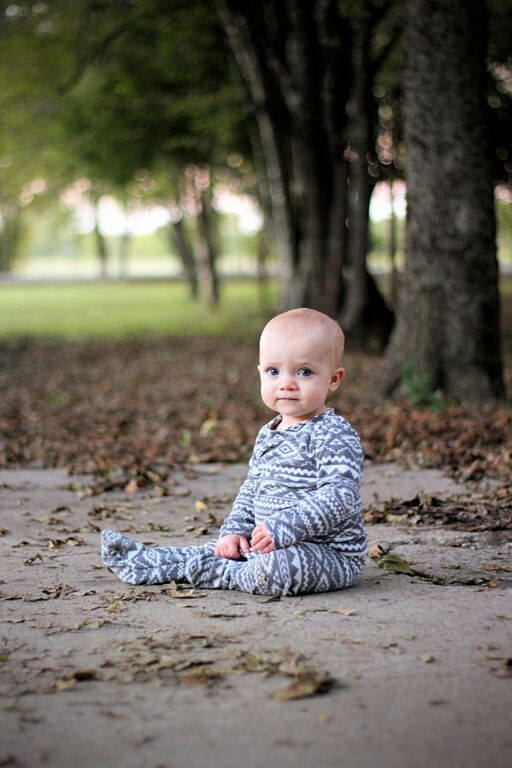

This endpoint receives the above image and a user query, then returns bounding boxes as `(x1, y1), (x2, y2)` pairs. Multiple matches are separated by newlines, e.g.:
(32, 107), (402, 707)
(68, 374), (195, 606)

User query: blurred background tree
(0, 0), (510, 399)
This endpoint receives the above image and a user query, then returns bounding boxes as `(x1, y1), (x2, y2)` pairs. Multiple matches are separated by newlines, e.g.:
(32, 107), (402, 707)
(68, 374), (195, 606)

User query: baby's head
(258, 308), (345, 427)
(260, 308), (344, 366)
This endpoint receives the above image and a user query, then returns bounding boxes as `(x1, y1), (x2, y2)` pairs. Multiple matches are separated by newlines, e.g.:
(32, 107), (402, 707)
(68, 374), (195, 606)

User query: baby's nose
(280, 373), (298, 389)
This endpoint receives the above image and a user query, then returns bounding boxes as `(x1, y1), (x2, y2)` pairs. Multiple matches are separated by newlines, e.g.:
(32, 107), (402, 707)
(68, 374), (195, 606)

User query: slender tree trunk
(0, 207), (22, 271)
(197, 185), (220, 307)
(169, 217), (198, 299)
(94, 206), (108, 280)
(118, 231), (131, 279)
(388, 181), (399, 307)
(376, 0), (504, 401)
(256, 229), (271, 311)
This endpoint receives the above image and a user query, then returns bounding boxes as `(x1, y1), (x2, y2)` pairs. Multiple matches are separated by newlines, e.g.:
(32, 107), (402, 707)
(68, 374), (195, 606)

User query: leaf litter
(0, 336), (510, 531)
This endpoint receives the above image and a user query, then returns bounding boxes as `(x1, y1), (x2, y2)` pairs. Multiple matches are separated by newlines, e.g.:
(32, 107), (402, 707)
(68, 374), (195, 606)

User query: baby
(102, 308), (366, 596)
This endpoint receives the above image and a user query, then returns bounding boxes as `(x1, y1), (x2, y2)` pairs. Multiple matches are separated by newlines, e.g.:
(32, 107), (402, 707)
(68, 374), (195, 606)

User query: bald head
(260, 308), (345, 368)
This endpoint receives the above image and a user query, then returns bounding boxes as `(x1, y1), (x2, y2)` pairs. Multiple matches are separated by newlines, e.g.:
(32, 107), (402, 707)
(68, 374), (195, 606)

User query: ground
(1, 462), (511, 768)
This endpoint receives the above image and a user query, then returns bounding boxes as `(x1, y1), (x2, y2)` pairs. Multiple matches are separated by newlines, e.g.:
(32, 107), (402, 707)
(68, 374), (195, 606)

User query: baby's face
(258, 322), (344, 428)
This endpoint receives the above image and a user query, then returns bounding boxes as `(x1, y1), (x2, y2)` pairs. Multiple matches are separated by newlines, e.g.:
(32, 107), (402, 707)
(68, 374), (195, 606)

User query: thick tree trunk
(376, 0), (504, 401)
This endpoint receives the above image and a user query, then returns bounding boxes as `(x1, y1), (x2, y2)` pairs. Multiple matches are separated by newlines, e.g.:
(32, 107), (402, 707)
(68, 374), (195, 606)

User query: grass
(1, 274), (510, 341)
(0, 279), (278, 339)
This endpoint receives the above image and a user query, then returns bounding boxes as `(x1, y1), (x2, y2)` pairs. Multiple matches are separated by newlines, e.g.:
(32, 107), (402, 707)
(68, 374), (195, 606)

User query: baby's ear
(329, 367), (345, 390)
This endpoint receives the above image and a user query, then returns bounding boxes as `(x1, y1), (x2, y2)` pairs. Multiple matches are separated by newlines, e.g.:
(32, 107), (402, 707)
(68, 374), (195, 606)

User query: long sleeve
(219, 475), (256, 538)
(263, 426), (364, 551)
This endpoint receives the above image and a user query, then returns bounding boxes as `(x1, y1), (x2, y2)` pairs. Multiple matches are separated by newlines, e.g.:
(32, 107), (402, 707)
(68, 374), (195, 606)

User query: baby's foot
(101, 530), (145, 566)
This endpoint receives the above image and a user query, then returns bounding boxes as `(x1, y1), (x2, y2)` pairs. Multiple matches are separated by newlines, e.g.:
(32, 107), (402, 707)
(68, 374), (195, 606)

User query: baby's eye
(297, 368), (313, 377)
(265, 367), (279, 377)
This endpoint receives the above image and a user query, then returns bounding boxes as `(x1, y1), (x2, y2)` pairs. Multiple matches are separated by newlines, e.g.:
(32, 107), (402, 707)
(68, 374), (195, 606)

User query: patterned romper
(102, 408), (366, 596)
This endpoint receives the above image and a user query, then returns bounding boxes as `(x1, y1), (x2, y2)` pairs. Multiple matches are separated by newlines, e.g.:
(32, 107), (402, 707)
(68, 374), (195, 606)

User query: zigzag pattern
(220, 408), (367, 557)
(102, 409), (366, 596)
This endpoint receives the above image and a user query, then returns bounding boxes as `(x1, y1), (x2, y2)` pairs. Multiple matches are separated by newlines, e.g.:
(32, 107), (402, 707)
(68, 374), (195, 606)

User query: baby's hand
(250, 524), (274, 554)
(215, 534), (250, 559)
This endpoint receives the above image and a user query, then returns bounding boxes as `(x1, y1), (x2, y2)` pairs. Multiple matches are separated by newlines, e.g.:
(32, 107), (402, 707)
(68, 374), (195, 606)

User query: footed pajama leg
(101, 529), (215, 585)
(186, 543), (364, 596)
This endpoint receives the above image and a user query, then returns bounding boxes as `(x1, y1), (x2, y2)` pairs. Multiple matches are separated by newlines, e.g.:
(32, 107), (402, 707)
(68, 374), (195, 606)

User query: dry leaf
(180, 665), (221, 687)
(368, 544), (385, 559)
(491, 658), (512, 678)
(23, 553), (44, 566)
(377, 554), (415, 575)
(271, 672), (334, 701)
(162, 582), (204, 599)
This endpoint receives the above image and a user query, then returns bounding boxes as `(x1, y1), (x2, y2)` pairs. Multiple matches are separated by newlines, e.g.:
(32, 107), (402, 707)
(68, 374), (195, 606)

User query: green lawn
(0, 279), (278, 339)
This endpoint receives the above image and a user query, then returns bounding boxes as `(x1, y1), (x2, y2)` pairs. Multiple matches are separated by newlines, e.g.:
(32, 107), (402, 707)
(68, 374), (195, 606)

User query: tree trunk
(118, 231), (131, 279)
(94, 206), (108, 280)
(256, 229), (272, 311)
(376, 0), (504, 401)
(169, 216), (198, 299)
(197, 185), (220, 308)
(388, 181), (399, 308)
(341, 3), (373, 344)
(215, 0), (352, 313)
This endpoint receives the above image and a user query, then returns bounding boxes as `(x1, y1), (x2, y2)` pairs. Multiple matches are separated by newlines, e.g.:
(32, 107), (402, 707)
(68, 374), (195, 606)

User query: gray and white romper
(102, 408), (366, 596)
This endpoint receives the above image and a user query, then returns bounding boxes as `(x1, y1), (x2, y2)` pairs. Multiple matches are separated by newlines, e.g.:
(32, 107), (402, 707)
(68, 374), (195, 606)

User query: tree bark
(215, 0), (352, 313)
(197, 185), (220, 307)
(375, 0), (504, 401)
(169, 216), (198, 300)
(94, 206), (108, 280)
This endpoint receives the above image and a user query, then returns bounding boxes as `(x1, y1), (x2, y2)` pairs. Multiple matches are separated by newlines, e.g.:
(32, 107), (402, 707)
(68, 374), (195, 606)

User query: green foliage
(399, 354), (444, 409)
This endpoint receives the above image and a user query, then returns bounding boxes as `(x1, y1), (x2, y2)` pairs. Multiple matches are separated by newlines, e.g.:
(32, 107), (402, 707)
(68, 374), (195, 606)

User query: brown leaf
(271, 672), (334, 701)
(490, 658), (512, 678)
(162, 582), (205, 599)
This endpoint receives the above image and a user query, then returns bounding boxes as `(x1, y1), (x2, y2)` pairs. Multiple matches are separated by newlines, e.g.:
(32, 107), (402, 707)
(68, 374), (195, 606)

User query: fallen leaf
(368, 544), (385, 559)
(199, 418), (218, 438)
(162, 582), (205, 599)
(377, 554), (415, 575)
(180, 665), (221, 687)
(483, 563), (512, 573)
(0, 756), (19, 767)
(271, 672), (334, 701)
(23, 553), (44, 565)
(491, 658), (512, 678)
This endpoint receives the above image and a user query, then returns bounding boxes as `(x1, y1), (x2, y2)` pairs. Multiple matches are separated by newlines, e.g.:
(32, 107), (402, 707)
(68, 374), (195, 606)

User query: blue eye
(266, 367), (279, 377)
(297, 368), (312, 377)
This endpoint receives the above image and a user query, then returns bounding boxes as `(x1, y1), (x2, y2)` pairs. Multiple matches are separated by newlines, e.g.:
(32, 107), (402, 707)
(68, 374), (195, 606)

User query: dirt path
(1, 464), (511, 768)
